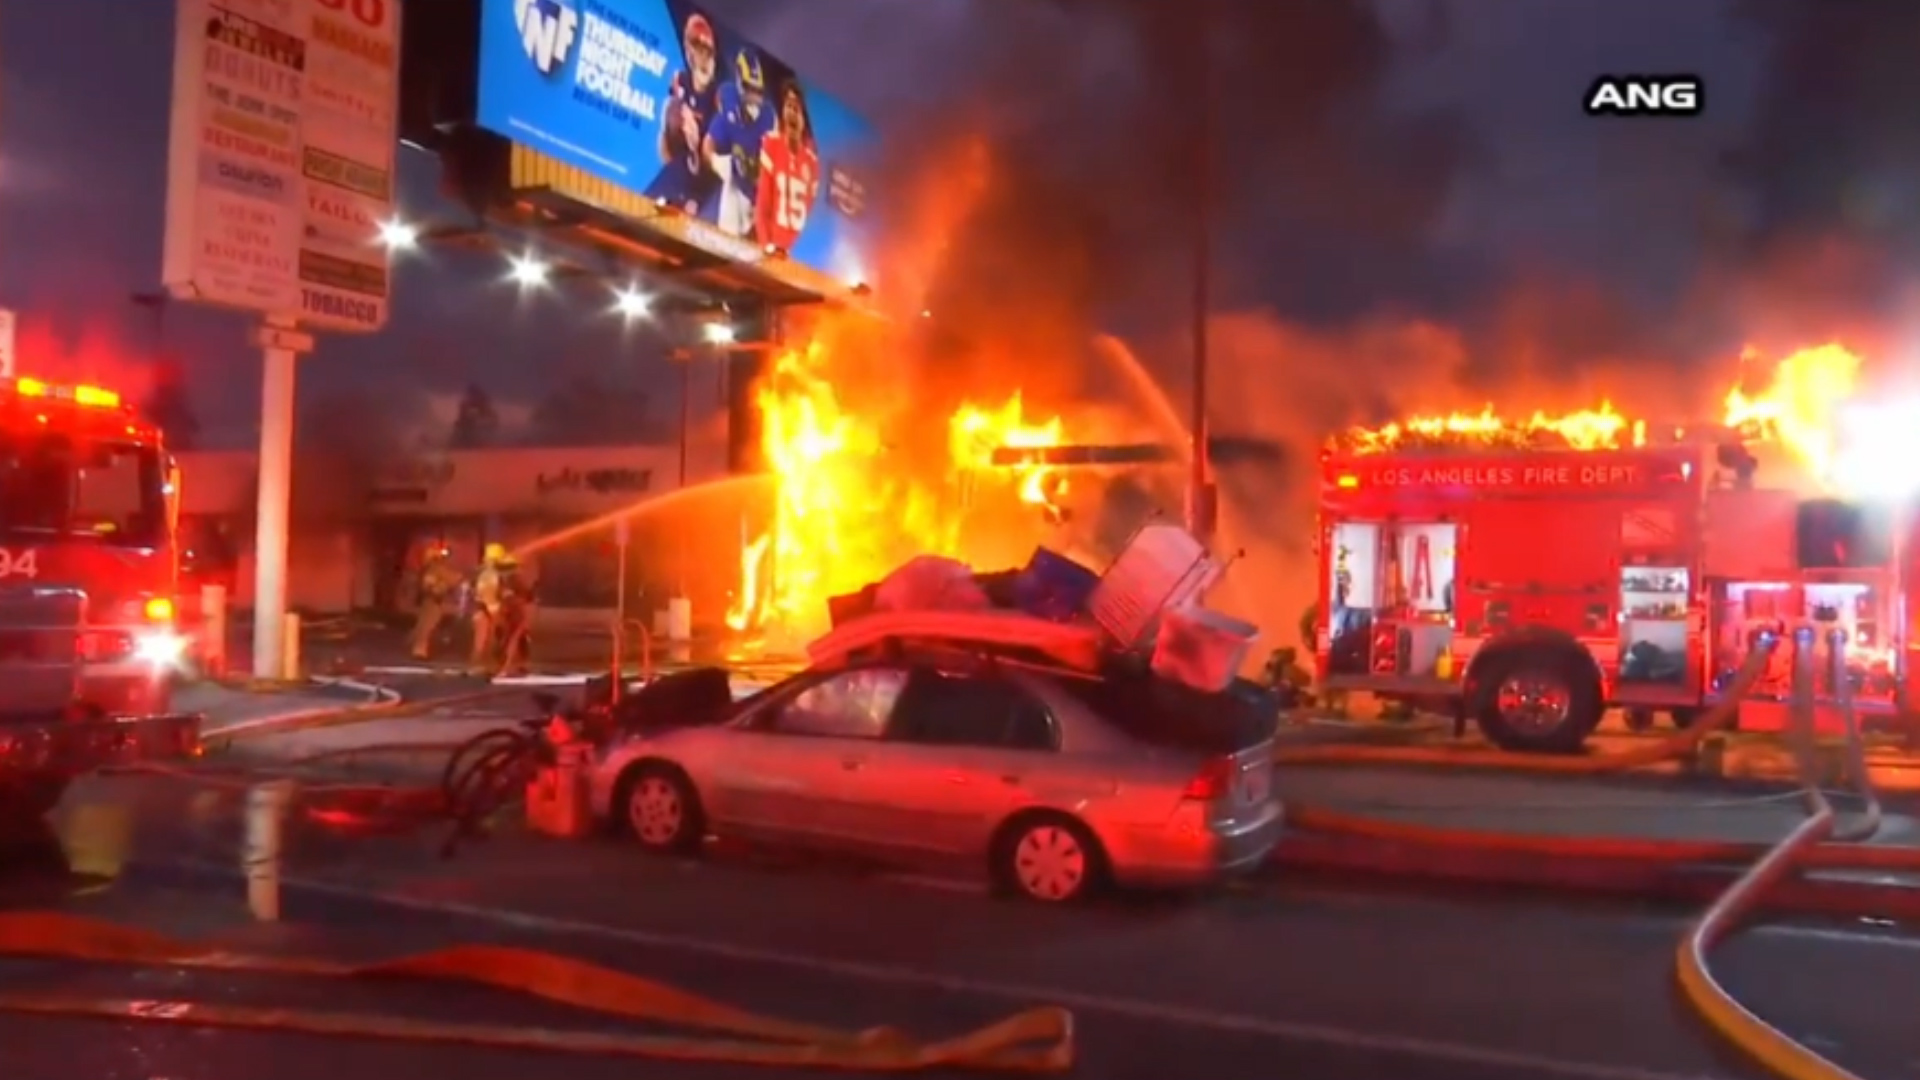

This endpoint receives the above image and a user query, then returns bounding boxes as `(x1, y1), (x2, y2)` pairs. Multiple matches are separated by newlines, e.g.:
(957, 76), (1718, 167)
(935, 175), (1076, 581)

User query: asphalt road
(2, 791), (1918, 1080)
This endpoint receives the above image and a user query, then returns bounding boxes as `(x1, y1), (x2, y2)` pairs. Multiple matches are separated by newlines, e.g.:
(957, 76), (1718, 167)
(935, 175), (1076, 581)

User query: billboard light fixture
(508, 252), (550, 287)
(703, 322), (736, 345)
(612, 285), (652, 319)
(377, 218), (419, 250)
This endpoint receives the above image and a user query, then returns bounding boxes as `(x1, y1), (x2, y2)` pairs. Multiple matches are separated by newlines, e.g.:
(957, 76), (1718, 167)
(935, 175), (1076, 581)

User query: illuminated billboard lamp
(377, 218), (419, 250)
(507, 253), (549, 288)
(612, 286), (652, 320)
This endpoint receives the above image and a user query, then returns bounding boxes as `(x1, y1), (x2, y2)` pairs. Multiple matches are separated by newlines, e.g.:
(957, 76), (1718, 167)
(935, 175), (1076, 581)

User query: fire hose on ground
(0, 911), (1073, 1070)
(0, 638), (1909, 1075)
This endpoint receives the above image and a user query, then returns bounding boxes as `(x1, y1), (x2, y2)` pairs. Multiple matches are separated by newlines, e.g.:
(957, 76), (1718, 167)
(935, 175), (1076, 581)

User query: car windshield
(0, 431), (166, 548)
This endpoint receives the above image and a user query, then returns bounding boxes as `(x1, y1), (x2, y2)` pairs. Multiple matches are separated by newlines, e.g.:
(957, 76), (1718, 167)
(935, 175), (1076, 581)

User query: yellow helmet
(483, 542), (508, 564)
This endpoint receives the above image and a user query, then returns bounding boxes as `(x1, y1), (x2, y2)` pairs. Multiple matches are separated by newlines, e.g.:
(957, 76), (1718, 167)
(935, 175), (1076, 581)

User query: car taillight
(1181, 756), (1234, 801)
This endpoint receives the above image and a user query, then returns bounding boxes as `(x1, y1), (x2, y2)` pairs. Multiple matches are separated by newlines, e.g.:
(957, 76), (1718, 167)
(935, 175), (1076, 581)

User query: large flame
(1331, 343), (1869, 489)
(724, 340), (1066, 644)
(1335, 403), (1644, 454)
(1722, 343), (1862, 484)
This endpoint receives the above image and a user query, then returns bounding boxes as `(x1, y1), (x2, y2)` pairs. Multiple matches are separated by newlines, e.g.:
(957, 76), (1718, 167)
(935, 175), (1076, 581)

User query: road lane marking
(878, 871), (1920, 952)
(219, 865), (1738, 1080)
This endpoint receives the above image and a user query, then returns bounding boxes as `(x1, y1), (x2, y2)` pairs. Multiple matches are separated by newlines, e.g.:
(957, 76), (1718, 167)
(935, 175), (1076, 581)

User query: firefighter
(495, 555), (536, 677)
(470, 543), (509, 670)
(408, 544), (459, 661)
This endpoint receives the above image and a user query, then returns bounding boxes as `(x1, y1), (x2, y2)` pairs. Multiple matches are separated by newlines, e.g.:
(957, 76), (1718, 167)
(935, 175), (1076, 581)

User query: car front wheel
(619, 763), (705, 855)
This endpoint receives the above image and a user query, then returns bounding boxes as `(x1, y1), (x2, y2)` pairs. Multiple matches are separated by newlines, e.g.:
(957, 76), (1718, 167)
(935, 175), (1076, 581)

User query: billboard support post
(250, 317), (311, 680)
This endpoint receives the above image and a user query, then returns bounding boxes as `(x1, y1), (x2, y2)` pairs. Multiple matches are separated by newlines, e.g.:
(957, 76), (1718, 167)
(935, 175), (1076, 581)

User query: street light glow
(612, 286), (652, 319)
(703, 322), (735, 345)
(508, 253), (549, 287)
(377, 218), (418, 249)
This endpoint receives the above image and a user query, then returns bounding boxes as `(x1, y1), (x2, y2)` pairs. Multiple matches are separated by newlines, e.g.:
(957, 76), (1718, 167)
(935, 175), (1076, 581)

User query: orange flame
(724, 341), (1066, 644)
(1335, 403), (1645, 454)
(1721, 343), (1862, 485)
(1329, 342), (1869, 489)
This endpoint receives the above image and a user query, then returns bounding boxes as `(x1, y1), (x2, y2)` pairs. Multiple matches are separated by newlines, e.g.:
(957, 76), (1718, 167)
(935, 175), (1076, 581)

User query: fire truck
(0, 373), (198, 829)
(1313, 426), (1916, 753)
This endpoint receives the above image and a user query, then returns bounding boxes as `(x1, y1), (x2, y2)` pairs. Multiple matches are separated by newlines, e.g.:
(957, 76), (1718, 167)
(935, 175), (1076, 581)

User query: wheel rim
(630, 777), (683, 845)
(1013, 825), (1086, 901)
(1495, 672), (1571, 735)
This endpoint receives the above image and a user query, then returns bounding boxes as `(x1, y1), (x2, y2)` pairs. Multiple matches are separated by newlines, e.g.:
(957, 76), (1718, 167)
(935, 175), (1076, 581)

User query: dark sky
(1, 0), (1914, 449)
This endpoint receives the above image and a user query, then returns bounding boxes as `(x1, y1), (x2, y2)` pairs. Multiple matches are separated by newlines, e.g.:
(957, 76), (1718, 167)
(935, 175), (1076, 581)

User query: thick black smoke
(899, 0), (1480, 335)
(1712, 0), (1920, 342)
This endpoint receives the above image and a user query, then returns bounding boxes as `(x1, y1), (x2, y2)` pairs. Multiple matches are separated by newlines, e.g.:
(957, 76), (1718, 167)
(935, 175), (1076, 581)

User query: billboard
(161, 0), (401, 332)
(476, 0), (877, 290)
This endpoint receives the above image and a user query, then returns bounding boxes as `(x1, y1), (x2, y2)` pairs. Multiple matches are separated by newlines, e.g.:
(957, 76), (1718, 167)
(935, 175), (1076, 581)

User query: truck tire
(1, 776), (70, 819)
(0, 776), (69, 846)
(1472, 648), (1603, 754)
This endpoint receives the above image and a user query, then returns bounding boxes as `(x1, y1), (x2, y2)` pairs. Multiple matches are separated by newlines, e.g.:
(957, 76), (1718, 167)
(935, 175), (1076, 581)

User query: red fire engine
(1313, 426), (1915, 753)
(0, 374), (185, 717)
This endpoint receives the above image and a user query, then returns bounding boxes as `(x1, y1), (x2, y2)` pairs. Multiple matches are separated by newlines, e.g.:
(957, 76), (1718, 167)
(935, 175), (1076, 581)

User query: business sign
(477, 0), (878, 290)
(160, 0), (401, 332)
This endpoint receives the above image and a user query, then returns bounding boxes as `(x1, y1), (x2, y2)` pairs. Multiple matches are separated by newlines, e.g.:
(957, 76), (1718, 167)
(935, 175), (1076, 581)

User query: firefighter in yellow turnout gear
(408, 545), (460, 661)
(469, 544), (508, 671)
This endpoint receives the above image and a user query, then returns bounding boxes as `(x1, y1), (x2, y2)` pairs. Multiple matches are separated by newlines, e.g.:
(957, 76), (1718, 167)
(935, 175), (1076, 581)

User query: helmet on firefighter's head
(483, 542), (508, 564)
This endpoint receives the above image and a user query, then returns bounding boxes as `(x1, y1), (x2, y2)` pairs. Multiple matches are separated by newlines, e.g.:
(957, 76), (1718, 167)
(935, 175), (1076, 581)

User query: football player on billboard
(707, 48), (776, 238)
(755, 79), (819, 253)
(647, 11), (723, 218)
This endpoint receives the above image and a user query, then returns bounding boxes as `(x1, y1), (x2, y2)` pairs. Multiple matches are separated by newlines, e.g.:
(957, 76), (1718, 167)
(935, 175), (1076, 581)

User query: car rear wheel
(618, 763), (705, 855)
(993, 814), (1105, 903)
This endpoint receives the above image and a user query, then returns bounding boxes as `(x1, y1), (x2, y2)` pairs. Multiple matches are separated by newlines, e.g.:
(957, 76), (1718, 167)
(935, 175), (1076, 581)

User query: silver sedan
(588, 657), (1284, 902)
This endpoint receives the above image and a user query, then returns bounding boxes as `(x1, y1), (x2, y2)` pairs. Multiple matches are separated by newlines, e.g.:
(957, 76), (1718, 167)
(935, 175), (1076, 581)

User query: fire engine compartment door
(1460, 499), (1615, 634)
(0, 585), (85, 719)
(1324, 518), (1458, 680)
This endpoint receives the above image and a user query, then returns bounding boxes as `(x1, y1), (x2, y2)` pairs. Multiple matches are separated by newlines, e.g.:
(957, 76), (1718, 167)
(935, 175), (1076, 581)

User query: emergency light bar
(6, 376), (122, 409)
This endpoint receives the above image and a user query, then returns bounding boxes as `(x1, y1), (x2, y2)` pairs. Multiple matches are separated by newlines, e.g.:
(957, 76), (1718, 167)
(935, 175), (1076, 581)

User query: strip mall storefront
(174, 444), (740, 621)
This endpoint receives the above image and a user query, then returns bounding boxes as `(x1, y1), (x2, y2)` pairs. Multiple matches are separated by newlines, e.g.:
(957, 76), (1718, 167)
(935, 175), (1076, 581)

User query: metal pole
(678, 358), (691, 488)
(251, 318), (299, 679)
(676, 356), (692, 598)
(1187, 0), (1215, 545)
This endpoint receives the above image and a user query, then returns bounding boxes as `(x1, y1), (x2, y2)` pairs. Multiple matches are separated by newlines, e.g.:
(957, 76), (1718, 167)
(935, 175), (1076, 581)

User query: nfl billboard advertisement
(477, 0), (876, 289)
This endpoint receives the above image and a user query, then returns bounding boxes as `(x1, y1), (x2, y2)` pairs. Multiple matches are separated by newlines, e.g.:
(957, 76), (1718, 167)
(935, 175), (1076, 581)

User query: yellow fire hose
(1277, 633), (1892, 1080)
(1673, 628), (1883, 1080)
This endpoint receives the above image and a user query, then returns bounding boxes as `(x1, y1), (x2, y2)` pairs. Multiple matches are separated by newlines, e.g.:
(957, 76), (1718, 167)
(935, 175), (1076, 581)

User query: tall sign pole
(160, 0), (401, 678)
(1187, 0), (1217, 546)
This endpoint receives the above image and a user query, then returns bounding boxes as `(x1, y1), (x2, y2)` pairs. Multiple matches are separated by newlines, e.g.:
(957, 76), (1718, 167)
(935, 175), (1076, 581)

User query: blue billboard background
(477, 0), (877, 286)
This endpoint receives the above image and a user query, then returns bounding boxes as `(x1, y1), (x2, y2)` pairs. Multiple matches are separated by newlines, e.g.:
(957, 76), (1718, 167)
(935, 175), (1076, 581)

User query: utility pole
(1186, 0), (1217, 546)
